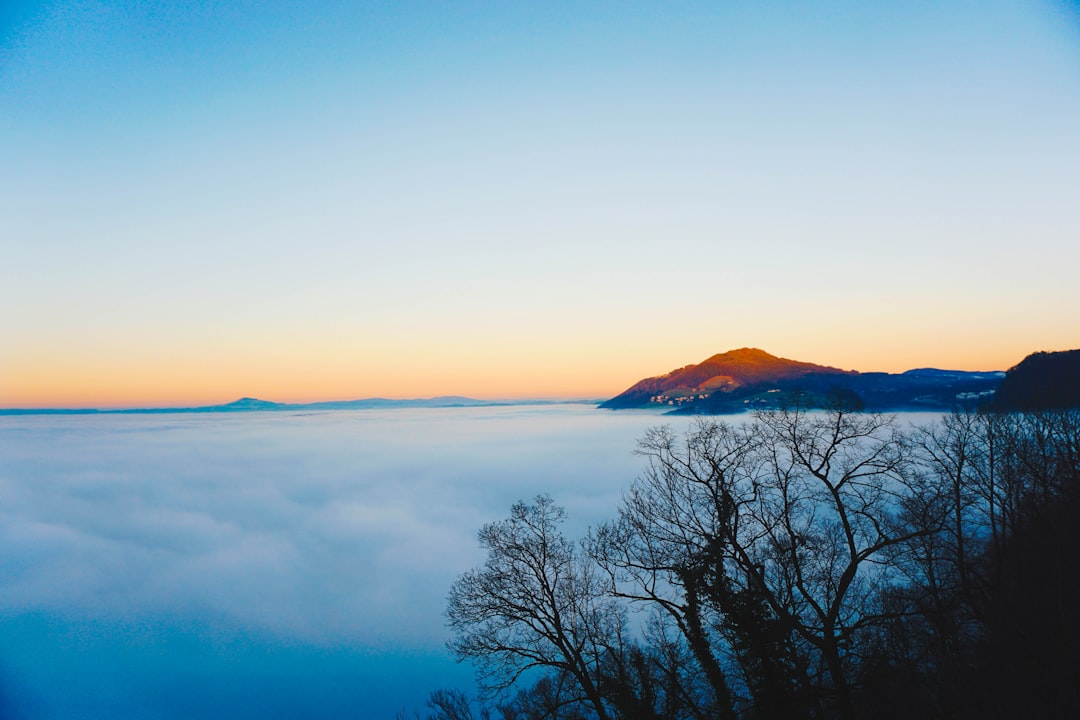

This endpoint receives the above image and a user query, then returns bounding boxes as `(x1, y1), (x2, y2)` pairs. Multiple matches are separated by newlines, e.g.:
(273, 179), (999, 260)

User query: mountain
(601, 348), (1005, 413)
(992, 349), (1080, 411)
(2, 396), (511, 416)
(600, 348), (854, 410)
(110, 397), (292, 414)
(217, 397), (286, 411)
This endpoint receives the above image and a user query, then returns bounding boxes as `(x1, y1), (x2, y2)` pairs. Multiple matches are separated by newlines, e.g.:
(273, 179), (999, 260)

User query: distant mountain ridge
(601, 348), (1009, 413)
(0, 396), (546, 416)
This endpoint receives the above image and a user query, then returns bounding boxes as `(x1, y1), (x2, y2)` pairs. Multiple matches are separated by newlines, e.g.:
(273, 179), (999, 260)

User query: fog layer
(0, 405), (668, 718)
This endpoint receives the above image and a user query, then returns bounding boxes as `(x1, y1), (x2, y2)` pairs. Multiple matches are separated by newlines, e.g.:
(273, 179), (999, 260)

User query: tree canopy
(433, 407), (1080, 720)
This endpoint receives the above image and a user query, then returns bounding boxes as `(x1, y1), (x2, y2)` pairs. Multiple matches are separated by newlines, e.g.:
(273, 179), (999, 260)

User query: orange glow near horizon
(2, 339), (1059, 410)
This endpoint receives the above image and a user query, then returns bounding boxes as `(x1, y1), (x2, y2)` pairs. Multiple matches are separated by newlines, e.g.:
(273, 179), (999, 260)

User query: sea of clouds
(0, 404), (671, 719)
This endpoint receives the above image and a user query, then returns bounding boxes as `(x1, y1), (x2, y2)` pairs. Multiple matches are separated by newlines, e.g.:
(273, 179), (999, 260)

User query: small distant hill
(600, 348), (853, 410)
(217, 397), (286, 411)
(601, 348), (1006, 413)
(993, 349), (1080, 411)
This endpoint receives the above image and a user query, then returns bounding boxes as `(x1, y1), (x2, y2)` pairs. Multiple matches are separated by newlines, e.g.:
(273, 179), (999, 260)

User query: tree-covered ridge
(992, 348), (1080, 411)
(418, 406), (1080, 720)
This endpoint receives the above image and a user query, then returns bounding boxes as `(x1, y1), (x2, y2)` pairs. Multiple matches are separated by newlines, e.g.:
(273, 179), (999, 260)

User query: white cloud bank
(0, 405), (667, 718)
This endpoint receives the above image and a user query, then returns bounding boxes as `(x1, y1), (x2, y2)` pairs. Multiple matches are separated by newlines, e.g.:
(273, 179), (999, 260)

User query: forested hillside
(993, 349), (1080, 411)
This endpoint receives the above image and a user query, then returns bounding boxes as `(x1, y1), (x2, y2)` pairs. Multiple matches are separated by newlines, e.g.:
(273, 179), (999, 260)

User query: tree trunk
(821, 632), (854, 720)
(682, 577), (737, 720)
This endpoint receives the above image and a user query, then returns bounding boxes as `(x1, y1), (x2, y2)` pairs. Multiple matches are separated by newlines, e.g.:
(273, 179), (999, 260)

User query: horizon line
(0, 394), (610, 414)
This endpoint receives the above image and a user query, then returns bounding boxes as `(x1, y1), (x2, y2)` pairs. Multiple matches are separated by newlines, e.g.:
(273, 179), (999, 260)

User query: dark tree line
(417, 405), (1080, 720)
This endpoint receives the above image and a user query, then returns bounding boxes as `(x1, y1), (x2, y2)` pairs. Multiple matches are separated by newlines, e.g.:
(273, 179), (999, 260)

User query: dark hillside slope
(993, 349), (1080, 411)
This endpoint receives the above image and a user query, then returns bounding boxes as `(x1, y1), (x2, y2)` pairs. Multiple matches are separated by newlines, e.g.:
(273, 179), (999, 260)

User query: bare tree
(917, 408), (1080, 600)
(588, 420), (751, 720)
(592, 407), (933, 720)
(597, 608), (723, 720)
(446, 495), (623, 720)
(746, 406), (932, 720)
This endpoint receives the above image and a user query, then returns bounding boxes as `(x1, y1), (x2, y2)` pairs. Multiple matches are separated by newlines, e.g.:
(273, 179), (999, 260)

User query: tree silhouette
(439, 409), (1080, 720)
(446, 495), (623, 720)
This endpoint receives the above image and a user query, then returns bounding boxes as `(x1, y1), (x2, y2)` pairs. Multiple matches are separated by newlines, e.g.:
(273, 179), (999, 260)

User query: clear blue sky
(3, 0), (1079, 406)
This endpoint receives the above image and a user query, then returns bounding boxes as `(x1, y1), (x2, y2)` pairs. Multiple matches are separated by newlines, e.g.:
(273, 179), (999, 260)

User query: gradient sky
(3, 0), (1079, 407)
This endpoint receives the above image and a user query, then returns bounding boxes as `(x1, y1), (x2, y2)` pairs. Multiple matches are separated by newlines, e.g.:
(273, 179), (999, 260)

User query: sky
(3, 0), (1079, 408)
